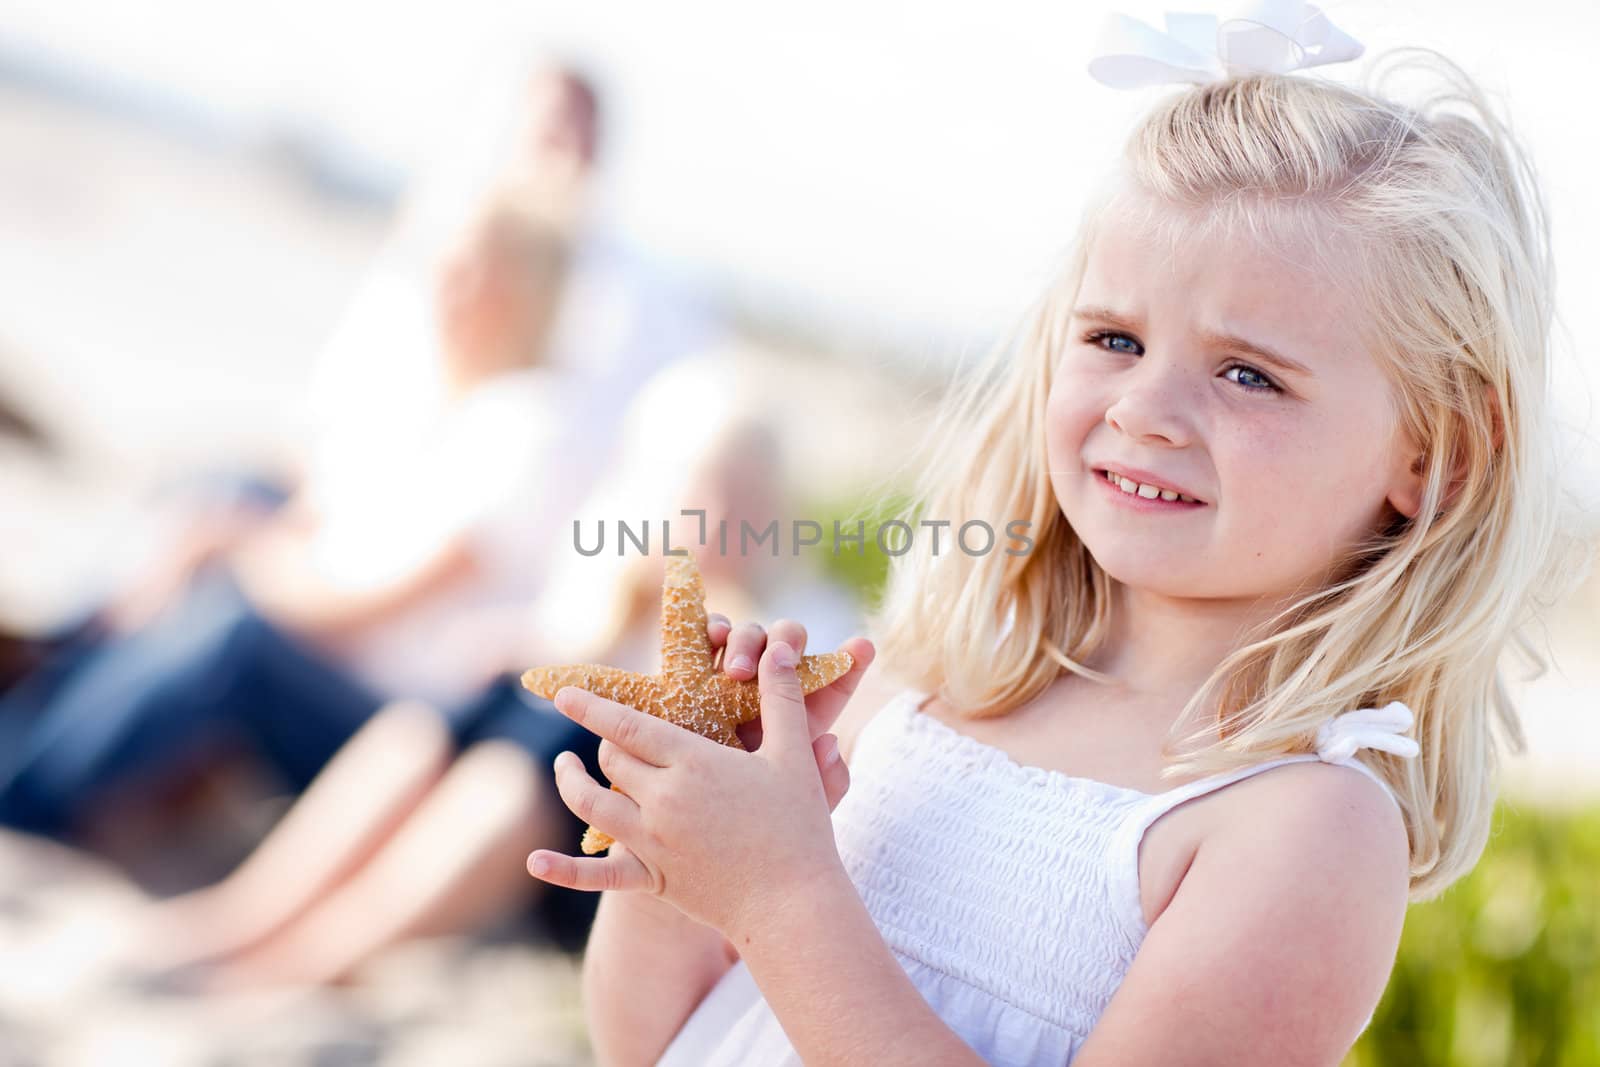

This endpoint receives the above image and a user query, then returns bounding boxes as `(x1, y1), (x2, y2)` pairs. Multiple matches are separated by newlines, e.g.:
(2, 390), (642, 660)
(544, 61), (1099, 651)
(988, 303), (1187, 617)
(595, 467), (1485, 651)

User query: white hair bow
(1314, 701), (1422, 764)
(1087, 0), (1365, 89)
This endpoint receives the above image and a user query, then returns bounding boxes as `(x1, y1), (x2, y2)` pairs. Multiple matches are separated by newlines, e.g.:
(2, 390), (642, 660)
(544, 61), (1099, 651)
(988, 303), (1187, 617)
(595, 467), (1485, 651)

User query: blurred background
(0, 1), (1594, 1064)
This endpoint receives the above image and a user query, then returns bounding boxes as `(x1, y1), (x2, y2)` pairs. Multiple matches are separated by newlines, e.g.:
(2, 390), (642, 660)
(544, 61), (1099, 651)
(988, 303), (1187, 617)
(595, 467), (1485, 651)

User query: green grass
(1348, 802), (1600, 1067)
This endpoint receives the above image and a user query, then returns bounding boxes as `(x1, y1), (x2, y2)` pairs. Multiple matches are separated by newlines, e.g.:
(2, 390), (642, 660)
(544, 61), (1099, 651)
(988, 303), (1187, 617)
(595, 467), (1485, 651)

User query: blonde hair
(455, 189), (573, 367)
(865, 48), (1596, 900)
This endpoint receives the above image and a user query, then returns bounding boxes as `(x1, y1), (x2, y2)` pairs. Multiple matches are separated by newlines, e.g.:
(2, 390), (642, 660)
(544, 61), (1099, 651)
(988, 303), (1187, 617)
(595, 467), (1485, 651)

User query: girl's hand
(707, 614), (852, 758)
(527, 627), (876, 941)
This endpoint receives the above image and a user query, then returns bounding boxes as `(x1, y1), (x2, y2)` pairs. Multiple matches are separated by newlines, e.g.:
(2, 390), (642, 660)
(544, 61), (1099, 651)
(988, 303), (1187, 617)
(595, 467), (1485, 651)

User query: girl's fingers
(767, 619), (807, 659)
(706, 613), (732, 652)
(721, 618), (804, 682)
(526, 845), (654, 893)
(814, 732), (851, 812)
(755, 639), (811, 754)
(595, 738), (657, 795)
(553, 688), (683, 767)
(723, 621), (767, 679)
(552, 750), (643, 841)
(734, 633), (876, 751)
(733, 621), (805, 750)
(801, 636), (877, 736)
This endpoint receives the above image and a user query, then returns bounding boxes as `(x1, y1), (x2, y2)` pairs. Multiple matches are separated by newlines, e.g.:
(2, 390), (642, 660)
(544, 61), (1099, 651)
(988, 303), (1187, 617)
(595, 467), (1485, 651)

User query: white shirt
(299, 367), (586, 706)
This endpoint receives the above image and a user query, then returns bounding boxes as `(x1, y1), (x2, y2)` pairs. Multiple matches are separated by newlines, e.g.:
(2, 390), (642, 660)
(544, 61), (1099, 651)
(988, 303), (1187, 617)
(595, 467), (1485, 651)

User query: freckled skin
(1047, 189), (1423, 606)
(522, 554), (853, 853)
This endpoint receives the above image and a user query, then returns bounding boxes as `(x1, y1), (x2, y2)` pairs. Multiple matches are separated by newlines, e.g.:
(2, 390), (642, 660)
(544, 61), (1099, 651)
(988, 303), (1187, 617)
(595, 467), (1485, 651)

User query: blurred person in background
(0, 195), (582, 842)
(300, 60), (600, 472)
(308, 56), (717, 520)
(98, 60), (611, 643)
(0, 61), (617, 709)
(128, 377), (862, 989)
(80, 57), (709, 649)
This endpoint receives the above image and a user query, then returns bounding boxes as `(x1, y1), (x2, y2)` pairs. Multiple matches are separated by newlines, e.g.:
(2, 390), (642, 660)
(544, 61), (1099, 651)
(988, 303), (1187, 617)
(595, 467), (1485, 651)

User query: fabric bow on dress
(1087, 0), (1365, 89)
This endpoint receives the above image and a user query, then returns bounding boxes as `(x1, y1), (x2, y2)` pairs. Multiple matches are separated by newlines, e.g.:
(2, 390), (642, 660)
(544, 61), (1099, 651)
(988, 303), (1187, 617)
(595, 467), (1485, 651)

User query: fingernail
(529, 853), (550, 876)
(729, 654), (754, 674)
(772, 642), (798, 670)
(821, 735), (840, 766)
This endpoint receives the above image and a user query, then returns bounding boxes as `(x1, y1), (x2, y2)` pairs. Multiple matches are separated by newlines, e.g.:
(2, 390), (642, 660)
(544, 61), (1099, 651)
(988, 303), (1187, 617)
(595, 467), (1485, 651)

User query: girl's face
(1046, 191), (1424, 603)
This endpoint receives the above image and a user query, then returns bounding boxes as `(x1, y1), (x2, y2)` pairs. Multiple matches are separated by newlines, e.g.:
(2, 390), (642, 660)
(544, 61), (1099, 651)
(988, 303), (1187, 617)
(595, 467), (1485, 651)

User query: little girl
(526, 40), (1590, 1067)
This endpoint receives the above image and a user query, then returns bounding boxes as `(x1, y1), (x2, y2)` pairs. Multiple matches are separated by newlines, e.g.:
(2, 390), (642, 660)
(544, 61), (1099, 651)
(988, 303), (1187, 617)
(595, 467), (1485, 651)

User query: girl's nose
(1102, 360), (1198, 446)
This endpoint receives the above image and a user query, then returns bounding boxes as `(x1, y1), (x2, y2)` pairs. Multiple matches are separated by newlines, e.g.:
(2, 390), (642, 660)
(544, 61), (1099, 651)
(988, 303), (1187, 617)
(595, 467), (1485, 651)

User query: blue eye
(1080, 330), (1282, 395)
(1084, 329), (1141, 355)
(1222, 364), (1279, 393)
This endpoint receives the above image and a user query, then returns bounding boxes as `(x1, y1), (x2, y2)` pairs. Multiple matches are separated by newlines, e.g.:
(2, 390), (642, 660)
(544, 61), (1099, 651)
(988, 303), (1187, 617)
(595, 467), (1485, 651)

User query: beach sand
(0, 827), (593, 1066)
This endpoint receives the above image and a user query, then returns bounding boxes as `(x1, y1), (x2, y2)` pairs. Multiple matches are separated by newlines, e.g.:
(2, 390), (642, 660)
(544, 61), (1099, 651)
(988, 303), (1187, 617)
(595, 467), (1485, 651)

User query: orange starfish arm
(521, 664), (660, 711)
(659, 555), (714, 688)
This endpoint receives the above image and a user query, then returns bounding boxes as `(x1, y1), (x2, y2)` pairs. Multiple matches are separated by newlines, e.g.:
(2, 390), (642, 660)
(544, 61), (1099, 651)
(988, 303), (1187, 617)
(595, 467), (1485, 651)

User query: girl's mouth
(1093, 468), (1208, 511)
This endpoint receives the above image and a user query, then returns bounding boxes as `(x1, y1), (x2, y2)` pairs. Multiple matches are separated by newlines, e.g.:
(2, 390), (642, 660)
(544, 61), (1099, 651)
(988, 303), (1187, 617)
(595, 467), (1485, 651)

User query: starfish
(522, 553), (854, 853)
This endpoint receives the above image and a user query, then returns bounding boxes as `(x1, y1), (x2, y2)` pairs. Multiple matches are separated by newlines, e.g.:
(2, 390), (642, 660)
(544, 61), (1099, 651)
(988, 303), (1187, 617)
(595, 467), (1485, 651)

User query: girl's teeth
(1104, 470), (1198, 504)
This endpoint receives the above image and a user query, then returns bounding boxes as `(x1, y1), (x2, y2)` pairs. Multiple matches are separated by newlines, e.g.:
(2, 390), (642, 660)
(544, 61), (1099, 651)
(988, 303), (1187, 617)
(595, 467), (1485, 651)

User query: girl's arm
(579, 648), (898, 1065)
(1072, 763), (1410, 1066)
(733, 865), (986, 1065)
(582, 880), (738, 1067)
(714, 649), (989, 1063)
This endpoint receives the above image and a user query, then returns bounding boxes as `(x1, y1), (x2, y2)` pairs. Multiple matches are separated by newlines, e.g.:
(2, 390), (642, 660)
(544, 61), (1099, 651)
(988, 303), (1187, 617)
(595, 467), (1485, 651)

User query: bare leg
(138, 700), (454, 971)
(213, 737), (562, 988)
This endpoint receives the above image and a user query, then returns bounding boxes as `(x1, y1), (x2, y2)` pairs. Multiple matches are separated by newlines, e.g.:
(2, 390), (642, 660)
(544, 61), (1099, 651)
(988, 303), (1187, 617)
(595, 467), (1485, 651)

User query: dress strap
(1144, 699), (1419, 822)
(1106, 700), (1419, 946)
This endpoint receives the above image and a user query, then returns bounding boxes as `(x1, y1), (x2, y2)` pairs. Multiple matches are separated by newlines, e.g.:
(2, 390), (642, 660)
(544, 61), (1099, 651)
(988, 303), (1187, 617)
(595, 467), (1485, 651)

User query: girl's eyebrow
(1071, 304), (1315, 378)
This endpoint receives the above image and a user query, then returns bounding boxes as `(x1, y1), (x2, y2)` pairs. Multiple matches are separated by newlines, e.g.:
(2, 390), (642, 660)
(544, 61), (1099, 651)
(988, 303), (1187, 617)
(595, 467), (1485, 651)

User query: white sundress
(656, 688), (1419, 1066)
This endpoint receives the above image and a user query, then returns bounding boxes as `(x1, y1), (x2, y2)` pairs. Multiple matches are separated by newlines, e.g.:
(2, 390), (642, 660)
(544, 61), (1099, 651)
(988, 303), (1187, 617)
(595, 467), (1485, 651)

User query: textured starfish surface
(522, 553), (854, 853)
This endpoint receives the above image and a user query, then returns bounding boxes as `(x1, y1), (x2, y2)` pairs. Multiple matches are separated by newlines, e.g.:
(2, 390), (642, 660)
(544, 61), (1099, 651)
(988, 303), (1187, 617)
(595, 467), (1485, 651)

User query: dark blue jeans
(0, 566), (608, 949)
(0, 566), (384, 838)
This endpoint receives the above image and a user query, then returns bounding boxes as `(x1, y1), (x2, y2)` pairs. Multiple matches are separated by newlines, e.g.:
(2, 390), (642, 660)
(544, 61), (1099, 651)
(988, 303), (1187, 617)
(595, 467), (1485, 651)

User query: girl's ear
(1389, 442), (1428, 522)
(1388, 383), (1501, 522)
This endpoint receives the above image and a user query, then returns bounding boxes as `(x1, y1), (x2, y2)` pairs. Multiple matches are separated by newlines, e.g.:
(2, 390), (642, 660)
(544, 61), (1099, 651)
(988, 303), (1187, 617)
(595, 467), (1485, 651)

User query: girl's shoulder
(1083, 760), (1413, 1063)
(1176, 756), (1411, 916)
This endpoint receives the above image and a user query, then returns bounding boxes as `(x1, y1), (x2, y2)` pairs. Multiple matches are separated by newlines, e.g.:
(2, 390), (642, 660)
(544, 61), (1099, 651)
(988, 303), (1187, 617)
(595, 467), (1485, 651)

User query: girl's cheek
(1217, 430), (1336, 542)
(1044, 372), (1083, 431)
